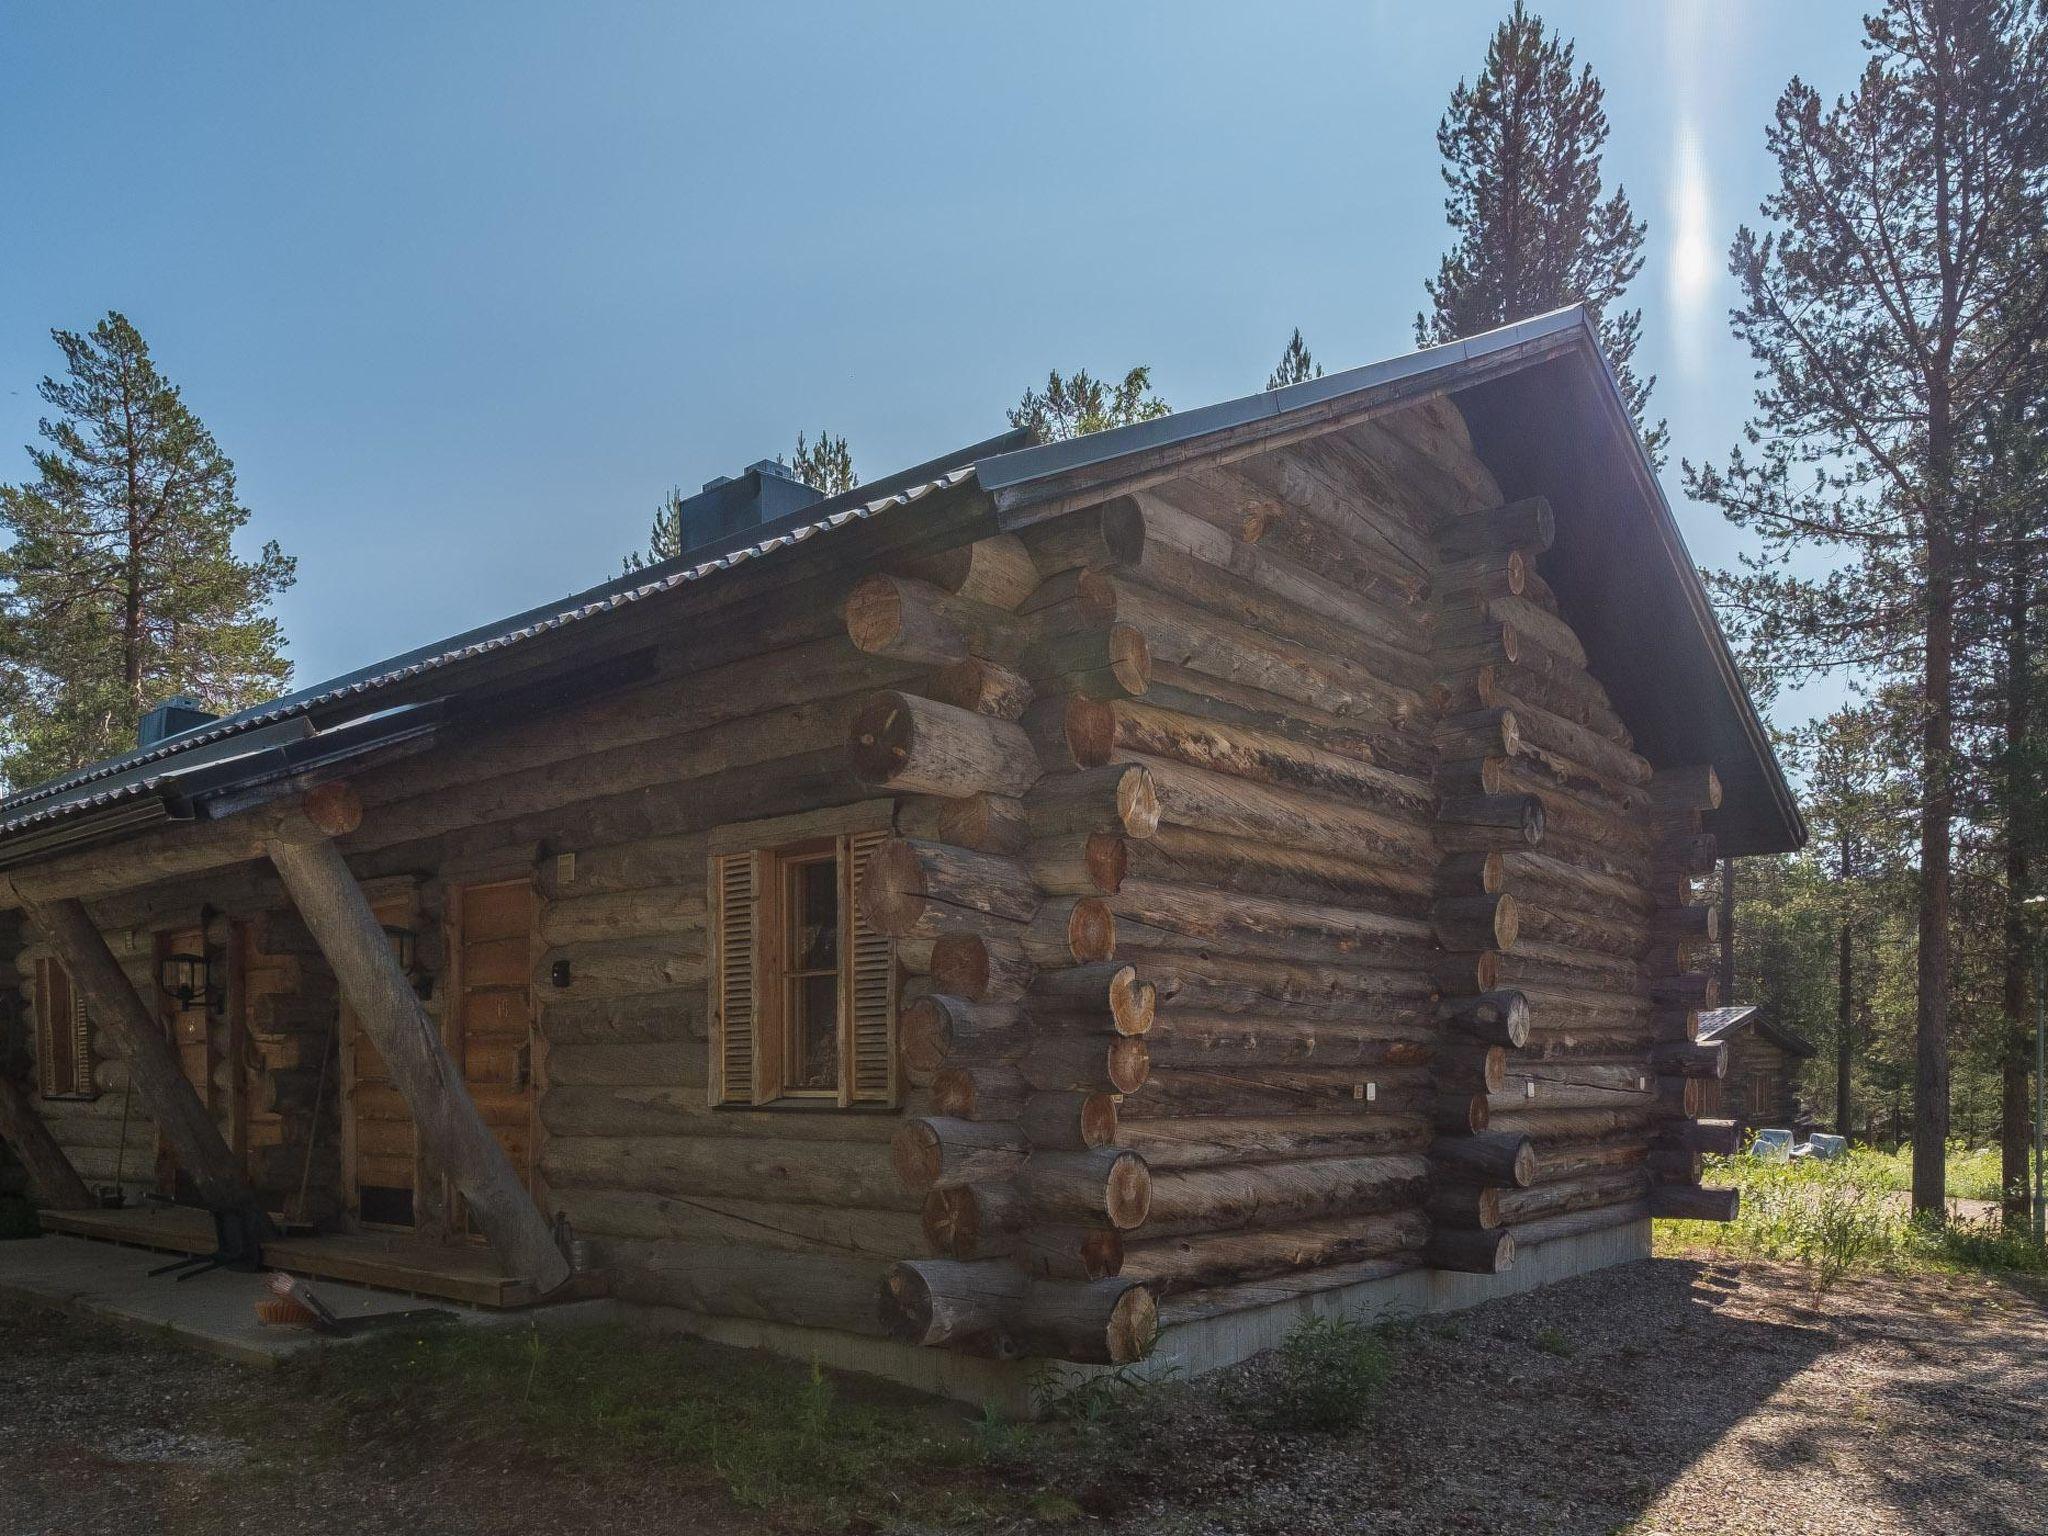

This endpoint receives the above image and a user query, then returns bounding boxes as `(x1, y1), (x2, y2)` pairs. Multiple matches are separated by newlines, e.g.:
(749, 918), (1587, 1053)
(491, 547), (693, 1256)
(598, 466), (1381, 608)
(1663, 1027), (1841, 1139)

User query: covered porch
(36, 1204), (571, 1309)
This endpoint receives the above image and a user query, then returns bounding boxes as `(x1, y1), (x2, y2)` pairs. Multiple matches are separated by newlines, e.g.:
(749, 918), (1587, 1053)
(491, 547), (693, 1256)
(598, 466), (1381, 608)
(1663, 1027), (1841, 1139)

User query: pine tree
(624, 428), (861, 572)
(1009, 367), (1170, 442)
(1267, 329), (1323, 390)
(0, 313), (295, 791)
(622, 487), (688, 573)
(1687, 0), (2048, 1214)
(1419, 2), (1662, 463)
(786, 429), (858, 496)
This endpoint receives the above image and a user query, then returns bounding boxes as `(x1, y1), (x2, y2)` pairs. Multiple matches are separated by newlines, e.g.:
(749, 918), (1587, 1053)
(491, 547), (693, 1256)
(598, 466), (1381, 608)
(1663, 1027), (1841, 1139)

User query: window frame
(707, 802), (898, 1110)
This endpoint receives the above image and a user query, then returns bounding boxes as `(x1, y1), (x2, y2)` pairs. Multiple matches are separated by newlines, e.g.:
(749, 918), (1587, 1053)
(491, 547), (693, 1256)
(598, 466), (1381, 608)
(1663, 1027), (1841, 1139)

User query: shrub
(1227, 1316), (1390, 1434)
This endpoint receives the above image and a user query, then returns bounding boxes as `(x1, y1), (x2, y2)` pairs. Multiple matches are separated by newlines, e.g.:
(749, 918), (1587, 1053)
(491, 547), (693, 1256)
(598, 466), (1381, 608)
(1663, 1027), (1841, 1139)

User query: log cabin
(1696, 1005), (1814, 1130)
(0, 307), (1801, 1404)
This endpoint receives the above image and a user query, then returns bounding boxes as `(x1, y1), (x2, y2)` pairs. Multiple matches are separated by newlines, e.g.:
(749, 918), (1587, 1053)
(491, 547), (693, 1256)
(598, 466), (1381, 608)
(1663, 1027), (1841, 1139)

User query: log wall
(1, 407), (1739, 1361)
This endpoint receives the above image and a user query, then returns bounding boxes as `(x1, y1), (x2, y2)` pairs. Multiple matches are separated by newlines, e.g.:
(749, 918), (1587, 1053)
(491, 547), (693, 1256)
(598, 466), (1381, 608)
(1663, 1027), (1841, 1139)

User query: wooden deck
(38, 1206), (583, 1309)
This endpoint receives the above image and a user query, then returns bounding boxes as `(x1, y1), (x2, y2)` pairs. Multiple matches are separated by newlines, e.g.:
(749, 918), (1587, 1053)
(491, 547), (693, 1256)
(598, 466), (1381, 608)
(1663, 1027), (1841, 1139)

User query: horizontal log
(1125, 825), (1433, 915)
(891, 1117), (1029, 1193)
(1020, 1035), (1150, 1096)
(1432, 1131), (1536, 1188)
(899, 995), (1024, 1070)
(1131, 948), (1436, 1025)
(903, 534), (1040, 612)
(930, 935), (1034, 1001)
(1109, 878), (1432, 966)
(1143, 1153), (1431, 1239)
(848, 691), (1041, 799)
(1659, 1118), (1741, 1155)
(1126, 1065), (1438, 1121)
(1019, 898), (1117, 966)
(877, 1260), (1156, 1364)
(1114, 1113), (1431, 1169)
(844, 573), (1028, 668)
(1651, 764), (1723, 815)
(609, 1241), (893, 1337)
(895, 794), (1030, 857)
(1498, 1168), (1651, 1225)
(1652, 1040), (1729, 1080)
(537, 888), (703, 947)
(1139, 753), (1434, 866)
(1425, 1226), (1515, 1275)
(553, 1187), (923, 1257)
(1120, 1209), (1428, 1295)
(1144, 1012), (1436, 1071)
(1436, 496), (1554, 561)
(1439, 793), (1544, 847)
(1017, 1148), (1153, 1229)
(1433, 893), (1519, 952)
(1026, 764), (1161, 840)
(1067, 697), (1431, 818)
(859, 838), (1040, 941)
(540, 1134), (911, 1210)
(1427, 1182), (1502, 1230)
(924, 657), (1034, 720)
(1438, 990), (1530, 1048)
(1017, 1091), (1119, 1151)
(1026, 624), (1153, 700)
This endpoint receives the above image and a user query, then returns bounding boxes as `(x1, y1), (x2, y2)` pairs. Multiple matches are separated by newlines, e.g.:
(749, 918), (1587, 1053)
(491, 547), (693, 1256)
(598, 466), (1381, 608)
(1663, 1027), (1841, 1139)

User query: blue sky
(0, 2), (1869, 730)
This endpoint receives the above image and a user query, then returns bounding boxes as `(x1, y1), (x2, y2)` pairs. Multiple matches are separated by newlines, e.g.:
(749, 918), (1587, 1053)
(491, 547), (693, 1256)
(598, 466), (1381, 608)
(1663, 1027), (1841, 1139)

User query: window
(709, 811), (896, 1108)
(34, 958), (95, 1100)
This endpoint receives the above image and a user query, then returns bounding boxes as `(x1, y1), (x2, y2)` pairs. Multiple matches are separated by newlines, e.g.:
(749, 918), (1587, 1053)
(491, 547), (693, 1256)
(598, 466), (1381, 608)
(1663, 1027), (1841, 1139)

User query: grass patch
(1222, 1315), (1390, 1434)
(1655, 1147), (2048, 1289)
(1531, 1326), (1574, 1358)
(228, 1322), (981, 1519)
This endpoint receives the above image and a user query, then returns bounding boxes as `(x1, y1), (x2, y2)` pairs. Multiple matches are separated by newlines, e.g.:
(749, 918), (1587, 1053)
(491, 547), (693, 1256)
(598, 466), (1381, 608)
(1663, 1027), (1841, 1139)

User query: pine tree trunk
(2000, 505), (2035, 1225)
(1912, 510), (1956, 1218)
(1836, 904), (1853, 1139)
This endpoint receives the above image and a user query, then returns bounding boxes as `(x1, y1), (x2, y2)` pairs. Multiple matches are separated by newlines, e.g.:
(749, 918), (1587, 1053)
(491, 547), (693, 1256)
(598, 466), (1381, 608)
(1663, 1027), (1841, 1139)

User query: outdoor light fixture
(381, 925), (418, 974)
(157, 951), (211, 1008)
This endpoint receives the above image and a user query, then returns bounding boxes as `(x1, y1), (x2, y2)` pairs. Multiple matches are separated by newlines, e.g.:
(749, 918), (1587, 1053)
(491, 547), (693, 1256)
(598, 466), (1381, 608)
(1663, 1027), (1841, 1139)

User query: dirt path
(0, 1258), (2041, 1535)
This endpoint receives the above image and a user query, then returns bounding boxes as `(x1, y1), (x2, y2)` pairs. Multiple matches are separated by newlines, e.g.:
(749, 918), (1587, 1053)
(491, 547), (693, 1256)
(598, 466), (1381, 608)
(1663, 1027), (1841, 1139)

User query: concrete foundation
(0, 1234), (574, 1366)
(0, 1218), (1652, 1412)
(615, 1217), (1654, 1416)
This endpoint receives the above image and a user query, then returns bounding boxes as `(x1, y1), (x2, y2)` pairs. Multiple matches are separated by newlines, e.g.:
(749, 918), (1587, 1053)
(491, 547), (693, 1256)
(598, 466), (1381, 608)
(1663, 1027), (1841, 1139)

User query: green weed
(243, 1323), (968, 1517)
(1655, 1146), (2047, 1287)
(1224, 1315), (1390, 1434)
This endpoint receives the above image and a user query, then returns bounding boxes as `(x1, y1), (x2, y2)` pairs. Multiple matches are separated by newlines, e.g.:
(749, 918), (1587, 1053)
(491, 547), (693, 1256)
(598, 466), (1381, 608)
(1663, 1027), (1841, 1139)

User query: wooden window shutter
(711, 850), (763, 1106)
(840, 829), (898, 1106)
(35, 959), (93, 1100)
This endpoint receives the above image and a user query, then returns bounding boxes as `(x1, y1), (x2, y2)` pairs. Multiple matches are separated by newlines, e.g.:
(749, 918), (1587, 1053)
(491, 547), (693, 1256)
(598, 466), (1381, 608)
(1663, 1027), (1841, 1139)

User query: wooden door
(341, 898), (419, 1228)
(449, 879), (537, 1232)
(154, 923), (246, 1198)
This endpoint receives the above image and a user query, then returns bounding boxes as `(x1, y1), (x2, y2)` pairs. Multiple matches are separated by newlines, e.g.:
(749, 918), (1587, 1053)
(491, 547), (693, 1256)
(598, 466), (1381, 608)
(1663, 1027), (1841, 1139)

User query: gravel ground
(1032, 1258), (2048, 1536)
(0, 1257), (2042, 1535)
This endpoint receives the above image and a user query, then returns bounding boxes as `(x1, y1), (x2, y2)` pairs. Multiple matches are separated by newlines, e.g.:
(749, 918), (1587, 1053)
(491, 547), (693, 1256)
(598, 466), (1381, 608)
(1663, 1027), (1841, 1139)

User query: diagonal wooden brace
(264, 803), (570, 1294)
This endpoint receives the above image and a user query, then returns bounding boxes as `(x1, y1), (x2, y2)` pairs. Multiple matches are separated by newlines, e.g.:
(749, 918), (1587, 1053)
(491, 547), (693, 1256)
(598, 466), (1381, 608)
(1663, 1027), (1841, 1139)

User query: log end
(847, 693), (914, 786)
(891, 1120), (944, 1194)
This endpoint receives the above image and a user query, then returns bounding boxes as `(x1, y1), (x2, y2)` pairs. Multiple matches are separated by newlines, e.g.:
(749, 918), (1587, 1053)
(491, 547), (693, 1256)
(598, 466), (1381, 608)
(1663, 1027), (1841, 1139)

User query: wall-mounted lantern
(381, 925), (418, 974)
(157, 952), (212, 1008)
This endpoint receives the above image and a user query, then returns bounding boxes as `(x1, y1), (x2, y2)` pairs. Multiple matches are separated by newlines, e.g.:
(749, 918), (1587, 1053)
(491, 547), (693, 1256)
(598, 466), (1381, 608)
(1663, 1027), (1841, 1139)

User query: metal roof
(1698, 1005), (1816, 1057)
(0, 309), (1801, 865)
(0, 433), (1019, 846)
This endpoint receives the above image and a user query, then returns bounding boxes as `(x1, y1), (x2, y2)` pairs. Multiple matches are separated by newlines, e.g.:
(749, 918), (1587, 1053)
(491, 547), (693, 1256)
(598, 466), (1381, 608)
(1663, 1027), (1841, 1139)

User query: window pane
(791, 973), (839, 1091)
(791, 858), (838, 972)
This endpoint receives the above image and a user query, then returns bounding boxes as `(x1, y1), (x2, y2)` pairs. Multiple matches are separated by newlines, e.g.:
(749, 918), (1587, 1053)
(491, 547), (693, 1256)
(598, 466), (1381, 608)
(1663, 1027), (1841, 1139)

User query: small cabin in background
(0, 307), (1801, 1406)
(1696, 1006), (1814, 1129)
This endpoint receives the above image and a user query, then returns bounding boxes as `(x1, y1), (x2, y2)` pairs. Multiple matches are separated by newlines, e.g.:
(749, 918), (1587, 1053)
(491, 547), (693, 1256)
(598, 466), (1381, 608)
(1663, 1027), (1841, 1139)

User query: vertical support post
(0, 1072), (93, 1211)
(266, 828), (569, 1293)
(20, 894), (268, 1226)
